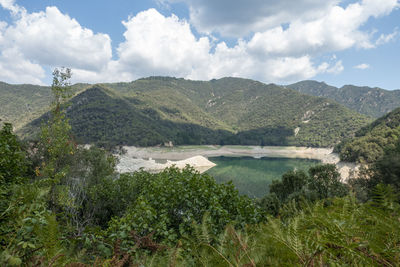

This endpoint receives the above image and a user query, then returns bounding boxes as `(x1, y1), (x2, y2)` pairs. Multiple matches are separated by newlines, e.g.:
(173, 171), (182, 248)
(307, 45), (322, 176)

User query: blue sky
(0, 0), (399, 89)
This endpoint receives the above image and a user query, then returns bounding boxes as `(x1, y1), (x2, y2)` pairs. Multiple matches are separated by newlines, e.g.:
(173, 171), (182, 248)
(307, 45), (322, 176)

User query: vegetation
(0, 122), (27, 184)
(2, 113), (400, 265)
(260, 164), (349, 216)
(0, 81), (87, 129)
(336, 107), (400, 163)
(349, 140), (400, 202)
(1, 71), (400, 266)
(20, 77), (370, 148)
(288, 80), (400, 118)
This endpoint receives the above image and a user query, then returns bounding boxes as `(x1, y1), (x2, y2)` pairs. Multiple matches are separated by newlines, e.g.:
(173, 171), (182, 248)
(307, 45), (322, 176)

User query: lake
(206, 156), (320, 198)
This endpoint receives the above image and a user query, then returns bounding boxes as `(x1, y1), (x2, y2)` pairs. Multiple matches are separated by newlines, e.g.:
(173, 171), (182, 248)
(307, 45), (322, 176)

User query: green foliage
(307, 164), (349, 199)
(0, 123), (27, 185)
(259, 196), (400, 266)
(0, 81), (87, 130)
(336, 107), (400, 163)
(85, 167), (146, 228)
(370, 184), (399, 211)
(106, 167), (262, 248)
(63, 146), (117, 234)
(262, 164), (349, 216)
(358, 141), (400, 202)
(0, 184), (55, 265)
(93, 196), (400, 266)
(347, 140), (400, 203)
(37, 68), (76, 212)
(270, 170), (309, 203)
(259, 192), (280, 216)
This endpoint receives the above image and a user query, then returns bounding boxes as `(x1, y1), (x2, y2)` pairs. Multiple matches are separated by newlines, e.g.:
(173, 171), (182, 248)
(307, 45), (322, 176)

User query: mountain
(0, 82), (88, 129)
(335, 107), (400, 163)
(287, 80), (400, 118)
(19, 77), (370, 148)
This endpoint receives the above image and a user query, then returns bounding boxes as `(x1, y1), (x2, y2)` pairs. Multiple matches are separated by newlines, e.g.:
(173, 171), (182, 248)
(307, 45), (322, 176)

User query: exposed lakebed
(115, 145), (352, 197)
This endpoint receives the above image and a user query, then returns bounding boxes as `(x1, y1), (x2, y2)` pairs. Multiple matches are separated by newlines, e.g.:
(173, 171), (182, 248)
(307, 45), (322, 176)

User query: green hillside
(0, 82), (89, 129)
(336, 107), (400, 163)
(0, 82), (52, 129)
(20, 77), (370, 147)
(287, 80), (400, 118)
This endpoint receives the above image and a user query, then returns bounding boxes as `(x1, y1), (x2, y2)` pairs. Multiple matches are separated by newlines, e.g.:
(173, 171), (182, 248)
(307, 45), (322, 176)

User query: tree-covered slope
(287, 80), (400, 118)
(0, 82), (52, 129)
(335, 107), (400, 163)
(20, 77), (370, 147)
(195, 78), (368, 146)
(0, 82), (88, 129)
(21, 85), (234, 147)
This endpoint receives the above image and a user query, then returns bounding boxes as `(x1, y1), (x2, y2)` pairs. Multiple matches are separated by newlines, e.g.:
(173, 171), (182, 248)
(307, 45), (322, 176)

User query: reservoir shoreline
(116, 145), (358, 182)
(120, 145), (339, 162)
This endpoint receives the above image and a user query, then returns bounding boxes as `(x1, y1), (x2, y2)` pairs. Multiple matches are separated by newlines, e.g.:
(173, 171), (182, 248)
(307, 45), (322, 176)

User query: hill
(0, 82), (88, 129)
(335, 107), (400, 163)
(20, 77), (370, 147)
(287, 80), (400, 118)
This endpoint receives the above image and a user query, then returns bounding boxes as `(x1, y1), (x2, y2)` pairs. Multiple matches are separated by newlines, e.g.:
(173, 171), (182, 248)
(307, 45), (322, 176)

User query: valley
(2, 0), (400, 264)
(14, 77), (370, 148)
(1, 74), (398, 266)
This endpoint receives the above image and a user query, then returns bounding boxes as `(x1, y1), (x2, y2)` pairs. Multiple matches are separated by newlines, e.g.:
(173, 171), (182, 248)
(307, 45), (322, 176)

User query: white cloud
(0, 48), (45, 84)
(0, 0), (398, 84)
(0, 2), (112, 83)
(245, 0), (400, 59)
(69, 0), (400, 84)
(164, 0), (339, 37)
(5, 6), (112, 71)
(354, 63), (370, 69)
(376, 29), (398, 45)
(327, 60), (344, 74)
(113, 9), (340, 83)
(0, 0), (25, 15)
(116, 8), (211, 79)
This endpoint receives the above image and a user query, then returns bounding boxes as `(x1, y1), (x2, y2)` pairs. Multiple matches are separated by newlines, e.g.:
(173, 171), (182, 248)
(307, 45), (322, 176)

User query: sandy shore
(116, 155), (216, 173)
(116, 145), (359, 177)
(121, 145), (339, 162)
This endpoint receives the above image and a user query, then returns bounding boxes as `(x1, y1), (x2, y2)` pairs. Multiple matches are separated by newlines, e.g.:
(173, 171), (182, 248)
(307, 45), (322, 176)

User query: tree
(269, 170), (308, 202)
(367, 141), (400, 200)
(106, 166), (262, 248)
(64, 146), (117, 234)
(307, 164), (349, 199)
(263, 164), (349, 216)
(0, 123), (27, 185)
(37, 68), (76, 210)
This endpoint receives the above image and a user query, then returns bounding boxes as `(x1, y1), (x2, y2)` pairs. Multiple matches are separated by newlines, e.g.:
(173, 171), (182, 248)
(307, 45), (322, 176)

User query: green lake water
(206, 156), (320, 198)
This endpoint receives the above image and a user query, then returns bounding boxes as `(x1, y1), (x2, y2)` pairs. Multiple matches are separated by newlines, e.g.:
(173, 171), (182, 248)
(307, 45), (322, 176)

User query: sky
(0, 0), (399, 89)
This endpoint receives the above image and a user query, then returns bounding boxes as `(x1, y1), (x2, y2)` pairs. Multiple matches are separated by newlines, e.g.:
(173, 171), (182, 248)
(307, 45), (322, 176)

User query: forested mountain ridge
(19, 77), (370, 147)
(287, 80), (400, 118)
(336, 106), (400, 163)
(0, 82), (89, 129)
